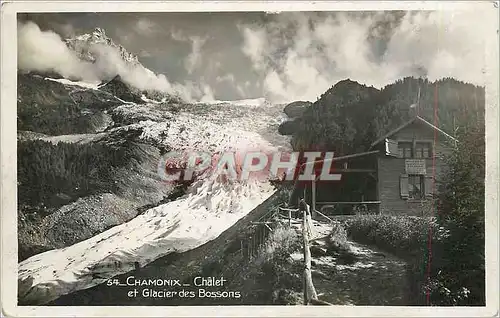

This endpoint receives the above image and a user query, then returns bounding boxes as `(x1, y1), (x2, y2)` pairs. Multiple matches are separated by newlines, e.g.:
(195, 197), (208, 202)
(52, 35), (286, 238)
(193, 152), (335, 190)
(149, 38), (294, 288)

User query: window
(398, 142), (413, 158)
(415, 142), (432, 158)
(398, 141), (433, 158)
(408, 174), (424, 199)
(400, 174), (434, 200)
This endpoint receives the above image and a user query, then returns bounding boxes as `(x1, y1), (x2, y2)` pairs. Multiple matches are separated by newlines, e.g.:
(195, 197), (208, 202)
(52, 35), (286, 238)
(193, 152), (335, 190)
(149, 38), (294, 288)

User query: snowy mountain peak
(65, 27), (140, 66)
(92, 27), (107, 39)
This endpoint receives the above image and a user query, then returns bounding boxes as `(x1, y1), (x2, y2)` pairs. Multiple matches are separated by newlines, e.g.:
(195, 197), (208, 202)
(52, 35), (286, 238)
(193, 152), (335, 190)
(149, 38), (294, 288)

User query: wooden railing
(278, 206), (298, 227)
(278, 201), (335, 305)
(299, 200), (334, 306)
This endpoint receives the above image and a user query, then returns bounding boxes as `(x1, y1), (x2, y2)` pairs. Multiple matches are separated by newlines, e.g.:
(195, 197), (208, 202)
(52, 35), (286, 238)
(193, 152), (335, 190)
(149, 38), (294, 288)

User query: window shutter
(400, 174), (409, 199)
(386, 138), (399, 157)
(425, 176), (435, 198)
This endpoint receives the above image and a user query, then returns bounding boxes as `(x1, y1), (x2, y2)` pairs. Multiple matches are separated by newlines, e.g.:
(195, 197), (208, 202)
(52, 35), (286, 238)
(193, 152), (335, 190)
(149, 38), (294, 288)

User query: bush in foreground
(344, 215), (444, 259)
(214, 221), (302, 305)
(249, 224), (303, 305)
(344, 215), (449, 305)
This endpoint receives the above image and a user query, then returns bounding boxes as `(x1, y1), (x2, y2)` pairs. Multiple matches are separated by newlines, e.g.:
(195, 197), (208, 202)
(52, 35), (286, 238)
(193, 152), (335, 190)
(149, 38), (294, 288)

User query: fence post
(288, 209), (292, 227)
(302, 207), (318, 304)
(302, 207), (308, 305)
(252, 235), (255, 258)
(304, 202), (314, 237)
(248, 238), (252, 260)
(312, 179), (317, 219)
(303, 273), (308, 305)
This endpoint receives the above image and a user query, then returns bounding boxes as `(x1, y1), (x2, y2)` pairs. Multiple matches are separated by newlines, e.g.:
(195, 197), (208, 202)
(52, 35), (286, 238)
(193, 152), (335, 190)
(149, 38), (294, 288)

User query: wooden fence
(241, 204), (280, 261)
(256, 201), (334, 305)
(299, 200), (334, 306)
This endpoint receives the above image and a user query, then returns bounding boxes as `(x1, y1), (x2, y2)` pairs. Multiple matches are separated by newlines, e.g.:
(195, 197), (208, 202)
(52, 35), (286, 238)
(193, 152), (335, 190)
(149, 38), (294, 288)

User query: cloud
(17, 21), (216, 102)
(169, 29), (208, 75)
(177, 79), (215, 102)
(239, 26), (268, 71)
(382, 10), (490, 85)
(138, 49), (152, 58)
(170, 29), (186, 42)
(17, 21), (99, 81)
(58, 23), (76, 38)
(236, 84), (246, 97)
(18, 10), (492, 104)
(134, 18), (157, 35)
(238, 10), (491, 103)
(200, 83), (215, 102)
(216, 73), (236, 83)
(185, 36), (207, 74)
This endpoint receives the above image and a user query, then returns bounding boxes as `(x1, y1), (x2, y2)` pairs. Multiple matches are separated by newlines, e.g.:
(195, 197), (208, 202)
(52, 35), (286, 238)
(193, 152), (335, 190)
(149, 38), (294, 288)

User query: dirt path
(311, 241), (409, 305)
(290, 220), (410, 306)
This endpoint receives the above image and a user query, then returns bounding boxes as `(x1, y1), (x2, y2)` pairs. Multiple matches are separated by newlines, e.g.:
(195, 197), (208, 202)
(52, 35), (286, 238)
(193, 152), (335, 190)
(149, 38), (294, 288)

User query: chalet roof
(369, 116), (458, 149)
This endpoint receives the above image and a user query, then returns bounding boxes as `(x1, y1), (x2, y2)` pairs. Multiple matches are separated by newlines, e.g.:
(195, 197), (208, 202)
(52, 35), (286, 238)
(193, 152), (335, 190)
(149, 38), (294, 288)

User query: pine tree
(428, 118), (485, 305)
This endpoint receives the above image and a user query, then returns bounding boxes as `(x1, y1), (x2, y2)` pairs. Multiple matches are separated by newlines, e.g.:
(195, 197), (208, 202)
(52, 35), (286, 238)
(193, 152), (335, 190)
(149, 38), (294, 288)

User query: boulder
(278, 119), (300, 135)
(283, 101), (312, 118)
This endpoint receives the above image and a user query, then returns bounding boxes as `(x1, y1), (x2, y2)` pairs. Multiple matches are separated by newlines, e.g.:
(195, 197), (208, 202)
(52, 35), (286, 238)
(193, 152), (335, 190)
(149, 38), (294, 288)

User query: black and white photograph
(1, 1), (499, 316)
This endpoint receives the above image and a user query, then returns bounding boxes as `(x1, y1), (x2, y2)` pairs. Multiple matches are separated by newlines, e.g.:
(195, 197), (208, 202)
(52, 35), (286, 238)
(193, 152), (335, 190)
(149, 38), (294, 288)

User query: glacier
(18, 80), (291, 305)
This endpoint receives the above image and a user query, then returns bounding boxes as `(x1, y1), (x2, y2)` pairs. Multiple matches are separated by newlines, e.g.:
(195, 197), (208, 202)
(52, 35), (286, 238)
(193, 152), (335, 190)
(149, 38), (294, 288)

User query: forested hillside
(282, 77), (485, 155)
(280, 76), (487, 306)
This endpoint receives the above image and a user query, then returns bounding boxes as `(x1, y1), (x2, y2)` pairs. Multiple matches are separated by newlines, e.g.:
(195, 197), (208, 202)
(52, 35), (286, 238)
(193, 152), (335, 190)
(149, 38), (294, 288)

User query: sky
(17, 9), (494, 103)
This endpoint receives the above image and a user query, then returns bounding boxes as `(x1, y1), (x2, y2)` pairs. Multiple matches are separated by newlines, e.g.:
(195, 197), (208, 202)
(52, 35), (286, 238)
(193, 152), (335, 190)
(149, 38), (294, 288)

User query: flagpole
(416, 85), (421, 116)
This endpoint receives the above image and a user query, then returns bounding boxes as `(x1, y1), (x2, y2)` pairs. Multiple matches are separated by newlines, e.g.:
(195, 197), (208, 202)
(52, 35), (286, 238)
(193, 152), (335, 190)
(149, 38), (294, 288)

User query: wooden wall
(376, 121), (454, 216)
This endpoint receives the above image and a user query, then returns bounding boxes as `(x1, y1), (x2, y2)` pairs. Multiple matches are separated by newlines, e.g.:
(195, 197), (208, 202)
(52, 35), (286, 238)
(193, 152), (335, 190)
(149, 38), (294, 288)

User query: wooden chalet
(369, 115), (457, 215)
(293, 115), (458, 216)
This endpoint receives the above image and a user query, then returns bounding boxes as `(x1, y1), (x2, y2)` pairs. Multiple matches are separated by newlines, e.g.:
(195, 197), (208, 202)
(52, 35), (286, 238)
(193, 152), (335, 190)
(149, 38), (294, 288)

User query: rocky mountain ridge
(65, 27), (141, 70)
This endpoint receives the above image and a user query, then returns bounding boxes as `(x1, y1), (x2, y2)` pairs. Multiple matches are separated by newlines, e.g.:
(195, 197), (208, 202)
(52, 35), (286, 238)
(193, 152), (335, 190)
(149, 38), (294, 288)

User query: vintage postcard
(1, 1), (499, 317)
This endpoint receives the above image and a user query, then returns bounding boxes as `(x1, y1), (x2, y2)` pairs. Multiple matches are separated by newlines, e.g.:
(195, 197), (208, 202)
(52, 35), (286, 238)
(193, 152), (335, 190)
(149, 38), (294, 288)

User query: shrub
(235, 224), (302, 305)
(344, 215), (448, 305)
(344, 215), (444, 259)
(327, 221), (350, 251)
(255, 225), (302, 303)
(255, 224), (300, 265)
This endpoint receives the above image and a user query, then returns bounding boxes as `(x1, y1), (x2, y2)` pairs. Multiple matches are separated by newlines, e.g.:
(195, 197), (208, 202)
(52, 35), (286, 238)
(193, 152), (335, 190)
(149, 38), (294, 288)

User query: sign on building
(405, 159), (426, 174)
